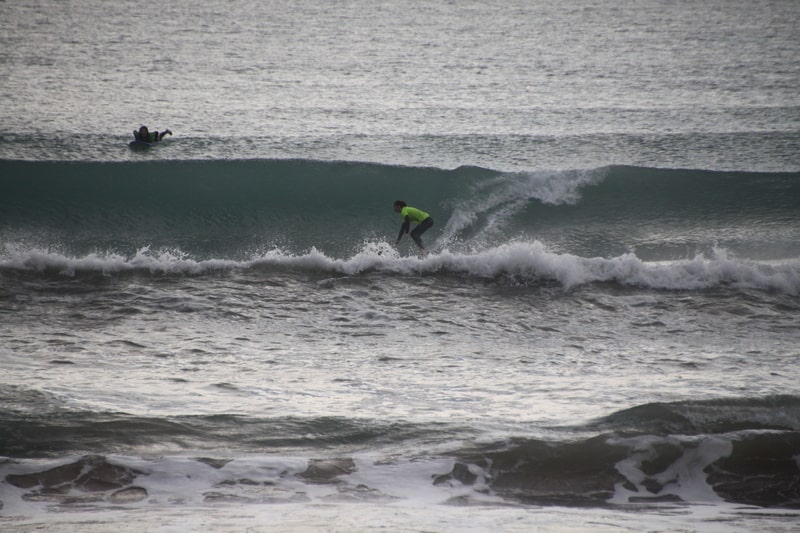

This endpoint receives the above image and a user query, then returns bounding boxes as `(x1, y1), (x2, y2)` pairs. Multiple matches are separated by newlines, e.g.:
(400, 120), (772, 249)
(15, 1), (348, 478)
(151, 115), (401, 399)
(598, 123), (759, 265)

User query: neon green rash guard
(400, 206), (429, 223)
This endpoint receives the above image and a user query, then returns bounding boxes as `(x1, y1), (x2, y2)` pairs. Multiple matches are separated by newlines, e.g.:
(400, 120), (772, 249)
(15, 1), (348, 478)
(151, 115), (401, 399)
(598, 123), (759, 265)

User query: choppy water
(1, 0), (799, 531)
(2, 0), (798, 172)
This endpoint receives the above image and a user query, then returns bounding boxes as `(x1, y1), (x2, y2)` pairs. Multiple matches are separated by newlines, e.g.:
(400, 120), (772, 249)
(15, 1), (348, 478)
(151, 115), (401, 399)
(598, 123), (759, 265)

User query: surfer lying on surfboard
(394, 200), (433, 252)
(133, 126), (172, 143)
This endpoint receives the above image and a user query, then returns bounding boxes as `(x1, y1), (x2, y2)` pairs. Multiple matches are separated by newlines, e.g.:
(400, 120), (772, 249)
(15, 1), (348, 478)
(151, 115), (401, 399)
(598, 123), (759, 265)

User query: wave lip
(585, 395), (800, 435)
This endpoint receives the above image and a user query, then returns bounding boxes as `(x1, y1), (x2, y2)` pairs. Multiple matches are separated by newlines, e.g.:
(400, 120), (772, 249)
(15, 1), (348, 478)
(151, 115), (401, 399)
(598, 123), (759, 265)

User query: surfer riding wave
(394, 200), (433, 252)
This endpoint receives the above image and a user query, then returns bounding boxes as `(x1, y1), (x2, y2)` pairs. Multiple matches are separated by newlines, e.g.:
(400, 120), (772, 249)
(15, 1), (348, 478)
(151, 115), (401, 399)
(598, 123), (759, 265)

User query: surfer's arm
(157, 129), (173, 140)
(396, 217), (410, 243)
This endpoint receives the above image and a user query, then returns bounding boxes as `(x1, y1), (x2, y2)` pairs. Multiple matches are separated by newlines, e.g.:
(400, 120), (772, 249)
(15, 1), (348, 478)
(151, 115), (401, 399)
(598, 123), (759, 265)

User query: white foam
(3, 241), (798, 294)
(0, 244), (239, 276)
(609, 434), (733, 505)
(0, 453), (492, 516)
(438, 168), (608, 245)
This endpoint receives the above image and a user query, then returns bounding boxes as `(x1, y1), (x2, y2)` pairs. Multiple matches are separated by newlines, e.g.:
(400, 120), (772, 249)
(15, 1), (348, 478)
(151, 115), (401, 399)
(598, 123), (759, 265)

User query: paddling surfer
(133, 126), (172, 142)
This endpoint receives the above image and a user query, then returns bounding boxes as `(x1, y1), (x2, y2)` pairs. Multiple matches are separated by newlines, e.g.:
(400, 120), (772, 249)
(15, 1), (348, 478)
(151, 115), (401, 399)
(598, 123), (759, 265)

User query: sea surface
(1, 0), (799, 531)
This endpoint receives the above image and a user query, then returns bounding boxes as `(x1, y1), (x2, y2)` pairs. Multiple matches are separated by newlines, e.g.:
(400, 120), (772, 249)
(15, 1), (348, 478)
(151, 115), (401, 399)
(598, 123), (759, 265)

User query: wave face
(3, 160), (800, 291)
(1, 391), (798, 508)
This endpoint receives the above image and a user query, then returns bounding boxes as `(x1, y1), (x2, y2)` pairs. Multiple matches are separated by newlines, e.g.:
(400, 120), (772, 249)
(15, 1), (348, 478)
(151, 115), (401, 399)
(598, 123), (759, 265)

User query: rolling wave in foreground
(1, 389), (799, 509)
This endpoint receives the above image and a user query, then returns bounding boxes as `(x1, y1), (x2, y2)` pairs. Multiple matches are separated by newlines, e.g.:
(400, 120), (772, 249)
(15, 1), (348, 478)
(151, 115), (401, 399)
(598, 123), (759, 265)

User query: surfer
(133, 126), (172, 142)
(394, 200), (433, 251)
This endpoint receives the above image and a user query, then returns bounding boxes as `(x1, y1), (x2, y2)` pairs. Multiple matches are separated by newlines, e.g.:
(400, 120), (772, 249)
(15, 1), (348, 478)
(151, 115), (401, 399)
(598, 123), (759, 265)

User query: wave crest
(3, 241), (798, 294)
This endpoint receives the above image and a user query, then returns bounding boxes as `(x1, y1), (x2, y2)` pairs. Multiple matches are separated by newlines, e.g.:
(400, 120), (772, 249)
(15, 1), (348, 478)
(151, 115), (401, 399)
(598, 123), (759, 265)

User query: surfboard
(128, 139), (154, 149)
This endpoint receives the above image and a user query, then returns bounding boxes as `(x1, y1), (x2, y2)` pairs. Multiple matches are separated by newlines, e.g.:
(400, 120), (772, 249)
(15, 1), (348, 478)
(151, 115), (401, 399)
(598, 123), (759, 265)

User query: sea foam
(3, 241), (798, 294)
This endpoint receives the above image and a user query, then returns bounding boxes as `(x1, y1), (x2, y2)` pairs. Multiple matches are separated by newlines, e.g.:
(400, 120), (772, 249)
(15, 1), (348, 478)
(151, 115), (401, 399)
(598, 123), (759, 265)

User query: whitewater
(2, 0), (800, 531)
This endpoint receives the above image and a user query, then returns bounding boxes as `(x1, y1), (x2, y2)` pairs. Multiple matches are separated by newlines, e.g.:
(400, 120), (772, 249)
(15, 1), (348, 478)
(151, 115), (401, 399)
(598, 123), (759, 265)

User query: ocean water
(1, 0), (800, 531)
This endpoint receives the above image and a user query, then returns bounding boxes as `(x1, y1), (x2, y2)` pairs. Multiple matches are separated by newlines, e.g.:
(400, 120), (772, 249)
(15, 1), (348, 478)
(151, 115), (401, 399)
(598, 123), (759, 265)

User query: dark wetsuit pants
(410, 217), (433, 248)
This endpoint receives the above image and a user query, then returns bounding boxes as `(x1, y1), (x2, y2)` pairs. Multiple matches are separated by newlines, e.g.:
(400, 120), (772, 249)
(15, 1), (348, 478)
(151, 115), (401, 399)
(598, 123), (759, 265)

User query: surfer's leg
(410, 217), (433, 249)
